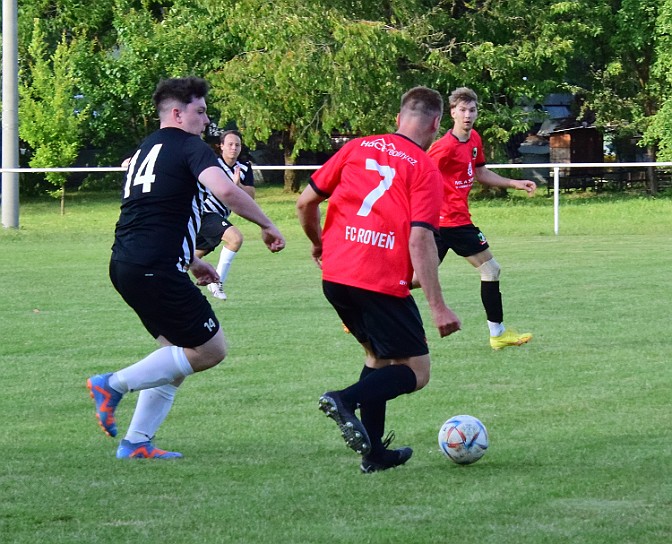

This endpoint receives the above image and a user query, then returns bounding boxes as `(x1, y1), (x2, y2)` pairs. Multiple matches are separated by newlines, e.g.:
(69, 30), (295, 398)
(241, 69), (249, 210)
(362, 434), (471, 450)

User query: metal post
(553, 167), (560, 235)
(2, 0), (20, 228)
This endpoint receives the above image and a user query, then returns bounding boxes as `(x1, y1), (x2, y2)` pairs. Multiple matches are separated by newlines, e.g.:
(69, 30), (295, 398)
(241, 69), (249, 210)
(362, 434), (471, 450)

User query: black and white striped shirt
(202, 158), (255, 219)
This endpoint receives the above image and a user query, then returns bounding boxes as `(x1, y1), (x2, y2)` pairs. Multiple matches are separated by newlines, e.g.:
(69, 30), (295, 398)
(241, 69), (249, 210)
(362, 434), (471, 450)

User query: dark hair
(152, 76), (209, 110)
(219, 129), (243, 144)
(400, 86), (444, 118)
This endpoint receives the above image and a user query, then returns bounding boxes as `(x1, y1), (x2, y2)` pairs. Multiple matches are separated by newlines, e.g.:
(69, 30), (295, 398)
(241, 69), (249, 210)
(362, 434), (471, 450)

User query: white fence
(2, 162), (671, 234)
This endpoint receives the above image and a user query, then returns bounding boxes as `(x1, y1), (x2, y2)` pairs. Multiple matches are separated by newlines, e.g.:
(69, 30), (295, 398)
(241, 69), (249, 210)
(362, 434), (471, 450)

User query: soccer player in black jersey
(87, 76), (285, 459)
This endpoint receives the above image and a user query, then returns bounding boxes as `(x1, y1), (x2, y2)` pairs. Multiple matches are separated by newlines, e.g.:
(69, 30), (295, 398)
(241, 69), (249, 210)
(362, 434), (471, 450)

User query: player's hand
(233, 165), (241, 185)
(188, 257), (220, 286)
(512, 179), (537, 195)
(310, 243), (323, 269)
(432, 306), (462, 338)
(261, 225), (286, 253)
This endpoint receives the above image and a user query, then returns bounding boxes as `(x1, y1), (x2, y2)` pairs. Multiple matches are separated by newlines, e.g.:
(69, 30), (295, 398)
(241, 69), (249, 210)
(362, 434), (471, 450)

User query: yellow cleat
(490, 329), (532, 350)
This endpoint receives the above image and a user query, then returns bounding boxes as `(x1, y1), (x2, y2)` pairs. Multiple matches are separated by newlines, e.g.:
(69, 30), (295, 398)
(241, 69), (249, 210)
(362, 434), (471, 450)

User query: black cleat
(360, 431), (413, 473)
(318, 391), (371, 455)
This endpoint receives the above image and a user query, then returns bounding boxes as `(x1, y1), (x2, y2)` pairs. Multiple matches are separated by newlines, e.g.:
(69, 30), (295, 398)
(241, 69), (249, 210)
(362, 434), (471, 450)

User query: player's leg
(465, 247), (503, 330)
(465, 247), (532, 349)
(117, 378), (184, 459)
(318, 282), (372, 454)
(196, 214), (228, 300)
(115, 332), (227, 459)
(88, 261), (225, 448)
(109, 328), (226, 394)
(214, 223), (243, 294)
(352, 353), (427, 473)
(319, 283), (424, 471)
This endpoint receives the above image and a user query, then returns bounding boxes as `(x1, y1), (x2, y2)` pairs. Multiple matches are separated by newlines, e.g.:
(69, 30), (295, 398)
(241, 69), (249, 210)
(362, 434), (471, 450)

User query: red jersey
(427, 129), (486, 227)
(311, 133), (443, 297)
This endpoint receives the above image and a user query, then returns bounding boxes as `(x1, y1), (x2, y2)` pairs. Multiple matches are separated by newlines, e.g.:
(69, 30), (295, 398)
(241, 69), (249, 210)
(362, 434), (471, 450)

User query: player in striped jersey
(196, 130), (256, 300)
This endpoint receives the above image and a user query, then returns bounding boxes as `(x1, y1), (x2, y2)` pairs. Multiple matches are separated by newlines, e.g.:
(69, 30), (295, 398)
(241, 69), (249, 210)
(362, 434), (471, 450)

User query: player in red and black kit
(416, 87), (535, 350)
(86, 77), (285, 459)
(297, 86), (461, 473)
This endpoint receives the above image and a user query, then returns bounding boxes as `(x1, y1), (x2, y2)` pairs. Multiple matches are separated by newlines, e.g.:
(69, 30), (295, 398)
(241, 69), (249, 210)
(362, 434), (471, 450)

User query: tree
(207, 1), (431, 192)
(642, 0), (672, 167)
(420, 0), (613, 158)
(13, 0), (671, 196)
(580, 0), (662, 192)
(19, 19), (90, 213)
(70, 0), (239, 162)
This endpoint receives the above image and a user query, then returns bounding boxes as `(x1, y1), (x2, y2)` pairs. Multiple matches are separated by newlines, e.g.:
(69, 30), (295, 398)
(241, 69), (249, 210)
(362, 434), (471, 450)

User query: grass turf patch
(1, 189), (670, 543)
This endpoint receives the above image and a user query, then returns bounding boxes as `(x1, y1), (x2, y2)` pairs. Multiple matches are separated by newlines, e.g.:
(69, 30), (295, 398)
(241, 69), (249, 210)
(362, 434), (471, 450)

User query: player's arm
(240, 183), (256, 200)
(475, 166), (536, 194)
(409, 225), (461, 337)
(188, 256), (219, 286)
(199, 166), (285, 252)
(236, 165), (256, 199)
(296, 184), (325, 268)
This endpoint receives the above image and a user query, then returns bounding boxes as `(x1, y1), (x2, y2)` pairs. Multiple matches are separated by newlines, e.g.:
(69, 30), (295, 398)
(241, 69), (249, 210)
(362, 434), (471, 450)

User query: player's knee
(412, 364), (430, 390)
(190, 336), (228, 372)
(211, 342), (228, 365)
(477, 258), (501, 281)
(223, 229), (244, 252)
(415, 372), (430, 391)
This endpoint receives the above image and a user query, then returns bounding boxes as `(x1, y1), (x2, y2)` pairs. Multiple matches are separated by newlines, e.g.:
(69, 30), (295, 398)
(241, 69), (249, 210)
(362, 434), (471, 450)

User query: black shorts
(196, 213), (234, 252)
(434, 224), (490, 261)
(109, 259), (220, 348)
(323, 281), (428, 359)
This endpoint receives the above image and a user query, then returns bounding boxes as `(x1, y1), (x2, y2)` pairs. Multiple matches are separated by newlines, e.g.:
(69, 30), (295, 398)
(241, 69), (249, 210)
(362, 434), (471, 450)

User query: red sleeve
(409, 161), (443, 230)
(311, 141), (352, 195)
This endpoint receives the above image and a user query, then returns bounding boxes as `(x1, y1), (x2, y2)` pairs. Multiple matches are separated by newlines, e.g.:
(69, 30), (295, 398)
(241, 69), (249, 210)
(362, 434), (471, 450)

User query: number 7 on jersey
(356, 159), (396, 217)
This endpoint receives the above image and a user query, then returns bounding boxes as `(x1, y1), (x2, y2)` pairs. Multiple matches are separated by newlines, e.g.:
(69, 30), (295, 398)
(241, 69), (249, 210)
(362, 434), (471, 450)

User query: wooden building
(549, 126), (603, 165)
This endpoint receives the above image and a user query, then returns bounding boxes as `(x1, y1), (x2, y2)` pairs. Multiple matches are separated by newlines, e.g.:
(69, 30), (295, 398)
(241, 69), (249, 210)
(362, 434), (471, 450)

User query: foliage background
(9, 0), (672, 192)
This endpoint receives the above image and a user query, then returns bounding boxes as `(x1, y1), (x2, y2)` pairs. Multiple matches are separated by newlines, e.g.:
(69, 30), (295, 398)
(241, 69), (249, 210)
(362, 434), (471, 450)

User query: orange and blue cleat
(116, 439), (183, 459)
(87, 373), (123, 437)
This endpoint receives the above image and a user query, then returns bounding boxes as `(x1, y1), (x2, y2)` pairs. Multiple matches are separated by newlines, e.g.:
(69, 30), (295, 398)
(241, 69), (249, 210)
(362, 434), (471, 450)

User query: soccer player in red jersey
(296, 86), (461, 473)
(417, 87), (536, 350)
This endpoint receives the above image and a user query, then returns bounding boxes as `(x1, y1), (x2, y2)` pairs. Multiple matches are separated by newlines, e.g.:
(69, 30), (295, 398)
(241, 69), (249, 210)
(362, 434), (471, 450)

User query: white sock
(216, 247), (237, 285)
(124, 382), (179, 444)
(488, 321), (505, 337)
(109, 346), (194, 393)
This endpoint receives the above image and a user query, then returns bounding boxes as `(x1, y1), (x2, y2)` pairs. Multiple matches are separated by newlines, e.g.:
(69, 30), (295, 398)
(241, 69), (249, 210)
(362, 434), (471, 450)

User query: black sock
(340, 365), (417, 454)
(481, 280), (503, 323)
(357, 366), (386, 454)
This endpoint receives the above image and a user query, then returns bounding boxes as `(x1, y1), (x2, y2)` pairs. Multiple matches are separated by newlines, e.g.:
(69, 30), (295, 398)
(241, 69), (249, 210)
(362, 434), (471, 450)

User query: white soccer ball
(438, 414), (489, 465)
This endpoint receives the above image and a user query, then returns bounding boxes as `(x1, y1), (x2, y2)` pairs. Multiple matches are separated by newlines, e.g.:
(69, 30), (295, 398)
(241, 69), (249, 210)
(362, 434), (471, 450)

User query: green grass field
(1, 188), (671, 543)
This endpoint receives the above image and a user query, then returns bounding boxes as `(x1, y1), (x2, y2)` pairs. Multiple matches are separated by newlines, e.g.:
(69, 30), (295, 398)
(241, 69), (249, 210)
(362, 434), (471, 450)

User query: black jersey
(202, 159), (255, 218)
(112, 127), (221, 272)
